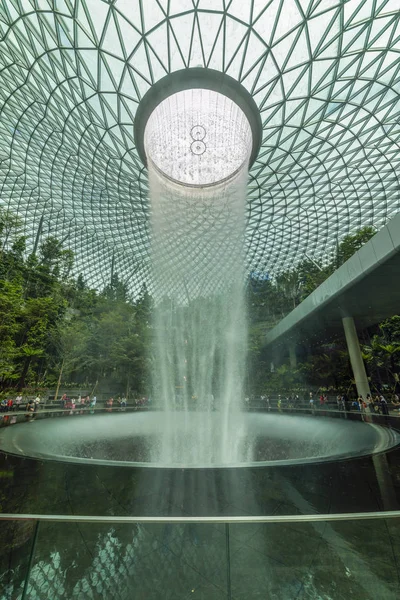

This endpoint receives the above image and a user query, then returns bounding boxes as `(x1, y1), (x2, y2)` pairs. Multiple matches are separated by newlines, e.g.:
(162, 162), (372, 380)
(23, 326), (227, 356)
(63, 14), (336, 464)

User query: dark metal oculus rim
(134, 67), (262, 171)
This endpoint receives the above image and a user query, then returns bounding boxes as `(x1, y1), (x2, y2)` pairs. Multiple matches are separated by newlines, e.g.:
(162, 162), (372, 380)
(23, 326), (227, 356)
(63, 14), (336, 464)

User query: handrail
(0, 406), (150, 414)
(248, 406), (400, 417)
(2, 405), (399, 418)
(1, 510), (400, 524)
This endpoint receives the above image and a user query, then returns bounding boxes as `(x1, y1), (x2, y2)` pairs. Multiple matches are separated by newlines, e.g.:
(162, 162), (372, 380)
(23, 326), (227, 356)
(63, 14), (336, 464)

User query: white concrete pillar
(342, 316), (371, 399)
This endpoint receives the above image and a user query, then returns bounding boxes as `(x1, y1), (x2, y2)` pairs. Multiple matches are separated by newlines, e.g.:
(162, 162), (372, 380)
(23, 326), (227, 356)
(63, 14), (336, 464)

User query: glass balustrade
(1, 513), (400, 599)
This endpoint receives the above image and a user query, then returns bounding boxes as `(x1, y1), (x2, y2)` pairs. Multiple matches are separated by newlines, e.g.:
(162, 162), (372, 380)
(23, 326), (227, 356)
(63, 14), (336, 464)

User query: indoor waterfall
(145, 88), (253, 465)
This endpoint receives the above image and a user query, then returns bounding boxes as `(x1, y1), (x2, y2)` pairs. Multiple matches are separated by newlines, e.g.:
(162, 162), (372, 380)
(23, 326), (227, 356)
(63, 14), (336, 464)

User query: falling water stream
(149, 165), (249, 465)
(145, 88), (253, 465)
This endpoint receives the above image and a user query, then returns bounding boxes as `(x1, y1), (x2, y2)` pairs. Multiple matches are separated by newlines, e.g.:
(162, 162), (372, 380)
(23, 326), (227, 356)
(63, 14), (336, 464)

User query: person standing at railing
(373, 394), (381, 413)
(366, 395), (374, 413)
(379, 394), (389, 415)
(392, 393), (400, 411)
(341, 393), (350, 411)
(34, 395), (41, 412)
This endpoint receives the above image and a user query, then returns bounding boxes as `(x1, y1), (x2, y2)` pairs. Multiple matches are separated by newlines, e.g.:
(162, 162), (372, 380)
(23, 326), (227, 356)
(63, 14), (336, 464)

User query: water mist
(145, 88), (253, 465)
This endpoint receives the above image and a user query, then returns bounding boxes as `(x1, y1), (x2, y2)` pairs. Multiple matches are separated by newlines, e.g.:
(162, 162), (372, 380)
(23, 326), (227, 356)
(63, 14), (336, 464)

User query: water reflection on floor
(1, 413), (400, 598)
(1, 452), (398, 517)
(2, 518), (400, 599)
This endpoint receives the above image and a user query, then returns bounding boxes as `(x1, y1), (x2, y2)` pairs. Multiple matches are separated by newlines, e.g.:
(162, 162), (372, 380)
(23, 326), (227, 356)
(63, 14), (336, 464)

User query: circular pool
(0, 411), (399, 468)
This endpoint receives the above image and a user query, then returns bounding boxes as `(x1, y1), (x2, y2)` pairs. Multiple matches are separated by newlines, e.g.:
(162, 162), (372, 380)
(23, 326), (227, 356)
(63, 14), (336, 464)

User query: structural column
(342, 316), (371, 399)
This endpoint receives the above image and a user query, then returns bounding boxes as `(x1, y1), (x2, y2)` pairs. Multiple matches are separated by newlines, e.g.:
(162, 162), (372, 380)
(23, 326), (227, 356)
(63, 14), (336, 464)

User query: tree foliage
(247, 227), (377, 333)
(362, 316), (400, 389)
(247, 227), (377, 393)
(337, 226), (376, 265)
(0, 209), (390, 398)
(0, 208), (151, 395)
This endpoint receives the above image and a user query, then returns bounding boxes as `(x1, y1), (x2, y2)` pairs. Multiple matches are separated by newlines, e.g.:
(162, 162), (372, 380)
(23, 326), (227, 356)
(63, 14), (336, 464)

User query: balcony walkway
(265, 212), (400, 348)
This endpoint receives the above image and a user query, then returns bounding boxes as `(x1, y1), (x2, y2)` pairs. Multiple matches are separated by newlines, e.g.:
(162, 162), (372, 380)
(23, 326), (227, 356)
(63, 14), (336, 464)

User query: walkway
(265, 212), (400, 348)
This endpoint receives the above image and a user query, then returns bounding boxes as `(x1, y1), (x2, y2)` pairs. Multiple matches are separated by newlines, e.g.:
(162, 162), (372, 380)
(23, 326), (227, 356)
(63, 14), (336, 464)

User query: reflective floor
(2, 518), (400, 599)
(1, 410), (400, 599)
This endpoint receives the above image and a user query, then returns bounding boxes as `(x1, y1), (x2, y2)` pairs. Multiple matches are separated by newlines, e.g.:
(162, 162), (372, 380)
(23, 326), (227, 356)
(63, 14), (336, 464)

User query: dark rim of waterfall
(134, 67), (262, 180)
(1, 411), (400, 469)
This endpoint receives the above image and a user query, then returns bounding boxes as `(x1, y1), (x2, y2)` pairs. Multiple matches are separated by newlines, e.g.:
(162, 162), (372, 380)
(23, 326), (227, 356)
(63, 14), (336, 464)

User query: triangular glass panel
(101, 11), (124, 56)
(272, 0), (303, 43)
(226, 0), (251, 23)
(197, 11), (224, 66)
(253, 0), (281, 46)
(143, 0), (165, 30)
(169, 0), (194, 16)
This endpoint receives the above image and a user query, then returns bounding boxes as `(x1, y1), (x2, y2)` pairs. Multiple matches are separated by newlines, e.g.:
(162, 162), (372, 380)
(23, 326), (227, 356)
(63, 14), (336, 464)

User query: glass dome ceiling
(0, 0), (399, 293)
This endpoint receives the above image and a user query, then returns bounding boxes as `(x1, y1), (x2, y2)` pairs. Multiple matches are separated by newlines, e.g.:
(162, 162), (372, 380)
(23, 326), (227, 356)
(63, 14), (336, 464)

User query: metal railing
(1, 403), (399, 416)
(2, 509), (400, 523)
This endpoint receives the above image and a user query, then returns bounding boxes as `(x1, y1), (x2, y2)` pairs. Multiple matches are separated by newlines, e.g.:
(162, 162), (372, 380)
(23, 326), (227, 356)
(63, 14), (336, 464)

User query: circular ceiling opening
(134, 68), (262, 187)
(144, 88), (253, 187)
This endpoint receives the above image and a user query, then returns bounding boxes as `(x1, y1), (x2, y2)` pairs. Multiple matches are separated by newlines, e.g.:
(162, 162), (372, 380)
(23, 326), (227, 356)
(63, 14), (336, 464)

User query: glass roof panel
(0, 0), (399, 292)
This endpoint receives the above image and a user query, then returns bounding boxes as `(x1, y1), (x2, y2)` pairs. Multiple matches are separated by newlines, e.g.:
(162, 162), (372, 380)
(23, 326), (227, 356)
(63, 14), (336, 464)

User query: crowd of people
(308, 391), (400, 414)
(60, 393), (97, 409)
(59, 394), (150, 410)
(333, 392), (400, 415)
(245, 391), (400, 415)
(0, 394), (41, 413)
(1, 389), (399, 416)
(0, 393), (150, 415)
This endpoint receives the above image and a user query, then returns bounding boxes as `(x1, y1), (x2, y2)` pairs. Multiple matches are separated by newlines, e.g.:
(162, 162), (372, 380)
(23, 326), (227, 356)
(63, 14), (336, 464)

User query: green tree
(49, 320), (91, 398)
(298, 348), (352, 391)
(275, 270), (302, 310)
(0, 207), (153, 396)
(15, 295), (66, 388)
(336, 226), (376, 266)
(0, 281), (23, 384)
(296, 259), (334, 301)
(102, 273), (130, 302)
(362, 334), (400, 389)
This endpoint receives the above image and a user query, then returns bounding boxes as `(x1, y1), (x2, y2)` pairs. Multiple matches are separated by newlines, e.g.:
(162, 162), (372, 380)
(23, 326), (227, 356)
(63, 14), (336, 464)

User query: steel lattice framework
(0, 0), (399, 292)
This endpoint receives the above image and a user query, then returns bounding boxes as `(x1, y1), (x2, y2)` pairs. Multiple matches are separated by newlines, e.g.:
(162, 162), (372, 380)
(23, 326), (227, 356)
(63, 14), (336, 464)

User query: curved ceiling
(0, 0), (399, 292)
